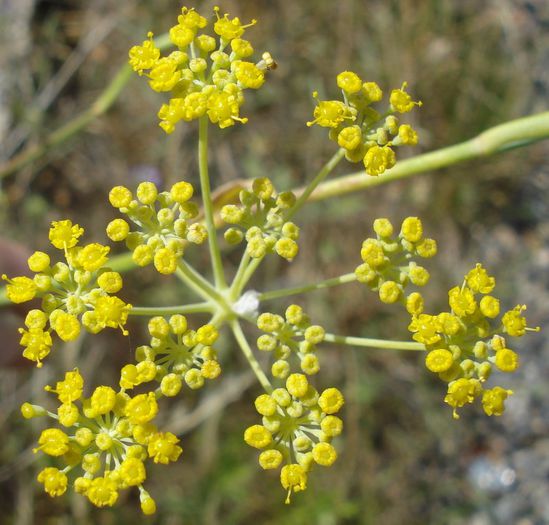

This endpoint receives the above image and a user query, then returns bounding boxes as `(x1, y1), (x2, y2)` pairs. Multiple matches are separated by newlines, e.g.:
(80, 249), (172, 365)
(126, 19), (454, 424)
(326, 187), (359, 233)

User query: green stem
(230, 320), (272, 393)
(234, 256), (263, 297)
(324, 333), (425, 351)
(288, 148), (346, 219)
(129, 302), (213, 316)
(259, 272), (356, 302)
(176, 260), (222, 304)
(230, 250), (251, 298)
(198, 116), (227, 289)
(308, 112), (549, 202)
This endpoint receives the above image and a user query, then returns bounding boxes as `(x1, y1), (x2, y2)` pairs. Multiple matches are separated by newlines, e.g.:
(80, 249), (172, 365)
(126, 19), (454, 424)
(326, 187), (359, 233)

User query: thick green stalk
(307, 112), (549, 202)
(229, 250), (251, 298)
(198, 116), (227, 288)
(287, 148), (346, 219)
(233, 256), (263, 297)
(129, 302), (213, 316)
(230, 320), (272, 392)
(259, 272), (356, 302)
(176, 260), (223, 304)
(324, 333), (425, 351)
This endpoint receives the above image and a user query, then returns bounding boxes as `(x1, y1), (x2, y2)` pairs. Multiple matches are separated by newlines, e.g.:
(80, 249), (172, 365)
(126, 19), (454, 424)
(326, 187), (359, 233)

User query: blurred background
(0, 0), (548, 523)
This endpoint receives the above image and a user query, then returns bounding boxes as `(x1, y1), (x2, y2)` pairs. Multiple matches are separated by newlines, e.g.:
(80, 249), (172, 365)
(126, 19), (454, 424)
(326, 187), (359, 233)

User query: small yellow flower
(318, 388), (344, 414)
(408, 314), (441, 345)
(77, 243), (110, 272)
(312, 442), (337, 466)
(109, 186), (133, 208)
(136, 181), (158, 205)
(37, 467), (68, 497)
(416, 238), (438, 258)
(45, 369), (84, 404)
(106, 218), (130, 241)
(280, 464), (307, 503)
(231, 38), (254, 57)
(201, 360), (222, 379)
(502, 305), (528, 337)
(213, 8), (256, 41)
(169, 23), (195, 48)
(494, 348), (519, 372)
(448, 286), (477, 317)
(49, 220), (84, 250)
(86, 476), (119, 507)
(58, 403), (79, 427)
(119, 457), (146, 487)
(400, 217), (423, 243)
(409, 265), (430, 287)
(479, 295), (500, 318)
(27, 251), (50, 272)
(362, 81), (383, 102)
(196, 324), (219, 345)
(275, 237), (299, 260)
(360, 239), (386, 268)
(90, 386), (117, 416)
(148, 58), (181, 92)
(140, 494), (157, 515)
(50, 311), (81, 342)
(373, 218), (394, 238)
(171, 181), (194, 203)
(244, 425), (273, 449)
(425, 349), (454, 373)
(153, 247), (177, 275)
(91, 296), (131, 334)
(286, 373), (309, 398)
(129, 32), (160, 74)
(259, 449), (283, 470)
(466, 263), (495, 294)
(482, 387), (513, 416)
(125, 393), (158, 425)
(97, 272), (123, 294)
(147, 432), (183, 464)
(397, 124), (418, 145)
(379, 280), (402, 304)
(320, 415), (343, 437)
(234, 61), (265, 89)
(406, 292), (424, 315)
(337, 125), (362, 150)
(363, 145), (396, 176)
(390, 82), (422, 113)
(444, 378), (481, 419)
(307, 98), (354, 128)
(257, 313), (283, 333)
(35, 428), (70, 456)
(336, 71), (362, 94)
(254, 394), (277, 416)
(2, 275), (37, 303)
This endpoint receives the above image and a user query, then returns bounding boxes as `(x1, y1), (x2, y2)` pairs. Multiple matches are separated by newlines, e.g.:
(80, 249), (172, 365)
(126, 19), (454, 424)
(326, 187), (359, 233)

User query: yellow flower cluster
(355, 217), (437, 307)
(22, 369), (182, 514)
(408, 264), (540, 418)
(121, 315), (221, 394)
(107, 181), (208, 275)
(244, 373), (344, 503)
(256, 305), (325, 377)
(128, 6), (275, 133)
(308, 71), (421, 175)
(221, 177), (300, 261)
(3, 220), (131, 366)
